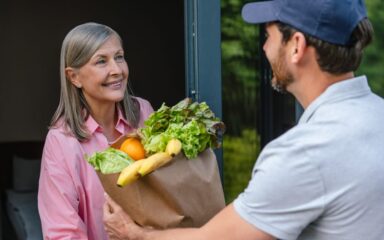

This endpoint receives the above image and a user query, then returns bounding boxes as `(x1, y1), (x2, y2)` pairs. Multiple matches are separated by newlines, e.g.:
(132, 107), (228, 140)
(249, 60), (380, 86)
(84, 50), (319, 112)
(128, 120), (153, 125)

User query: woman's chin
(105, 92), (126, 103)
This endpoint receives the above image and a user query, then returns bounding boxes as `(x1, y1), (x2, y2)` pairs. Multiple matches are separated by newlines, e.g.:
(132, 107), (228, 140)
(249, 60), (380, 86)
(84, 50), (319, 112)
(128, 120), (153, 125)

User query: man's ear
(290, 32), (307, 64)
(65, 67), (82, 88)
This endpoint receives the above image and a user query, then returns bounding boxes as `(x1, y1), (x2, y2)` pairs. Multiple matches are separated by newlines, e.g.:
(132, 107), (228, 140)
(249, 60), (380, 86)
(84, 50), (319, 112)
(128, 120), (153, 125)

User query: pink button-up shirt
(38, 97), (153, 239)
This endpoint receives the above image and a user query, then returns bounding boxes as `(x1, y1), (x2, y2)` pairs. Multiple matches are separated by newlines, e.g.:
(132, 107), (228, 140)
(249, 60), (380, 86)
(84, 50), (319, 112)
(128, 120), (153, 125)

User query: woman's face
(68, 34), (128, 108)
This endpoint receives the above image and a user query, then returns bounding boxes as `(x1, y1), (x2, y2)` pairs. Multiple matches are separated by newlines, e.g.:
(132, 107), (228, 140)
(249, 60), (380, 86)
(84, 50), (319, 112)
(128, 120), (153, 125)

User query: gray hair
(50, 22), (140, 141)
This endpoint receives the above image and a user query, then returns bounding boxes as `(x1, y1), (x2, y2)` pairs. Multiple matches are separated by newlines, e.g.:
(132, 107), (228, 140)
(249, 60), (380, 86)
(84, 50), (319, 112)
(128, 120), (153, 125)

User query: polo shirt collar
(298, 75), (371, 124)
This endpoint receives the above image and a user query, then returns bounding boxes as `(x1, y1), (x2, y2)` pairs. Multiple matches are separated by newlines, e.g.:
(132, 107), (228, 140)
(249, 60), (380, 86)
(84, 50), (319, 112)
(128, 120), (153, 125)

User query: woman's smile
(101, 79), (124, 89)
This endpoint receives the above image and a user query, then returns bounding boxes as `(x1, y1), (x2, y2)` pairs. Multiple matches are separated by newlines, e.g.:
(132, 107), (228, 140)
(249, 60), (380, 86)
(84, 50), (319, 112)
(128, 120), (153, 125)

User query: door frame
(184, 0), (223, 180)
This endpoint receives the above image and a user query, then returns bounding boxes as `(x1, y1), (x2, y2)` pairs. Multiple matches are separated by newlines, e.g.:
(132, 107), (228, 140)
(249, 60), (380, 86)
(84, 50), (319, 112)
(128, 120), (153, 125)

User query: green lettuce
(86, 147), (134, 174)
(140, 98), (225, 159)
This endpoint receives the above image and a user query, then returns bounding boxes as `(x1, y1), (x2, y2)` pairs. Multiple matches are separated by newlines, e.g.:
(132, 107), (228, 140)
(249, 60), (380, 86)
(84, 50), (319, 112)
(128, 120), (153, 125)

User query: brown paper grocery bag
(97, 148), (225, 229)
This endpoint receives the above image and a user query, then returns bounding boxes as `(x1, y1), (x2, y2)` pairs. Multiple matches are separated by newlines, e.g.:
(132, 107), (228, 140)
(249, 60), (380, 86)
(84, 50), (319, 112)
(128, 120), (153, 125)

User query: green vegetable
(140, 98), (225, 159)
(86, 147), (134, 174)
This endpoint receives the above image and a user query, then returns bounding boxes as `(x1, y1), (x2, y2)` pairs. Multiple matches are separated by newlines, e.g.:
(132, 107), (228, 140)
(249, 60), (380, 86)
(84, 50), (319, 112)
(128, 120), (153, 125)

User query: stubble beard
(270, 47), (294, 93)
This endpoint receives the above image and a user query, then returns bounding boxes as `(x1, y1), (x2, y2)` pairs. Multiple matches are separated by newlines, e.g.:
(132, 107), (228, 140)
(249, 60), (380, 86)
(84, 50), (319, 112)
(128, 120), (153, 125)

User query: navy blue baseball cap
(242, 0), (367, 46)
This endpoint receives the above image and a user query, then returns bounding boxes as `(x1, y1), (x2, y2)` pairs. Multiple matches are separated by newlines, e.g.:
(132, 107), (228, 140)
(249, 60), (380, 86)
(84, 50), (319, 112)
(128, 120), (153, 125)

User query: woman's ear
(65, 67), (82, 88)
(291, 32), (307, 64)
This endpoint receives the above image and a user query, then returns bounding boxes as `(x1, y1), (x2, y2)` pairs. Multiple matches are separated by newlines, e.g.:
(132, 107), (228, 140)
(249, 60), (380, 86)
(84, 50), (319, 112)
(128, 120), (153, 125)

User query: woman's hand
(103, 193), (144, 240)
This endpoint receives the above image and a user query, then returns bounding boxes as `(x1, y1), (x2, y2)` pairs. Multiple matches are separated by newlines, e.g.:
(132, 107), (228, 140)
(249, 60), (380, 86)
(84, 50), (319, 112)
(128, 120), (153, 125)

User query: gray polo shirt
(234, 76), (384, 240)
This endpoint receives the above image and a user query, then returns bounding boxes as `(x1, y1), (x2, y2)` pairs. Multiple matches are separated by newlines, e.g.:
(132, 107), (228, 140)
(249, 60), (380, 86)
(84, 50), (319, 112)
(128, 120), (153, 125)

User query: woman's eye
(96, 59), (106, 65)
(115, 55), (125, 62)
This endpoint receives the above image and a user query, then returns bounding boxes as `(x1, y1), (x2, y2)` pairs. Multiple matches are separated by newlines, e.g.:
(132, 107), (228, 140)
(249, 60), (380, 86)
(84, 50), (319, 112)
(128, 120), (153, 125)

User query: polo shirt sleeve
(38, 130), (88, 239)
(233, 136), (325, 240)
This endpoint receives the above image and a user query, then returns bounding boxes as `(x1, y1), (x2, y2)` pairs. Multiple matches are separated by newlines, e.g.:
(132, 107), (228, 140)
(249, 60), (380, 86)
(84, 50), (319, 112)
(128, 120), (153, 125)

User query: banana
(138, 152), (172, 177)
(165, 138), (182, 157)
(117, 140), (181, 186)
(117, 160), (144, 187)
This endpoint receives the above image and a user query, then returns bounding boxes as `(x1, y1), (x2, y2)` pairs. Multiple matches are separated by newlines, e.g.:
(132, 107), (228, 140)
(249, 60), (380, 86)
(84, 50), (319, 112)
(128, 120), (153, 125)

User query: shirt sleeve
(38, 130), (88, 239)
(233, 137), (325, 240)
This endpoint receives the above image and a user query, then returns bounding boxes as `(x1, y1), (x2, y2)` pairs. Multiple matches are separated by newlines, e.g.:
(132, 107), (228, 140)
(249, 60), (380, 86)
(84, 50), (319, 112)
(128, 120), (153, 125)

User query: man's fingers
(104, 192), (120, 210)
(103, 192), (138, 239)
(103, 198), (112, 216)
(104, 192), (120, 216)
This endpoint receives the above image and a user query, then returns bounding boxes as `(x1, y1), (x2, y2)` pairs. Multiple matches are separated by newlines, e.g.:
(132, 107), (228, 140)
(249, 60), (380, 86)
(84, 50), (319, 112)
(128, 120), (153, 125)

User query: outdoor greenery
(223, 129), (260, 203)
(357, 0), (384, 96)
(221, 0), (260, 204)
(221, 0), (384, 203)
(221, 0), (260, 136)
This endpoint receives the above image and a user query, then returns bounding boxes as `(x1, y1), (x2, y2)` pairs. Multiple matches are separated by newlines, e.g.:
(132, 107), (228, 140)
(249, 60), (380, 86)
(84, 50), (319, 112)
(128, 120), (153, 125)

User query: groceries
(119, 137), (146, 160)
(140, 98), (225, 159)
(86, 147), (133, 174)
(165, 138), (183, 157)
(116, 139), (182, 187)
(86, 98), (225, 186)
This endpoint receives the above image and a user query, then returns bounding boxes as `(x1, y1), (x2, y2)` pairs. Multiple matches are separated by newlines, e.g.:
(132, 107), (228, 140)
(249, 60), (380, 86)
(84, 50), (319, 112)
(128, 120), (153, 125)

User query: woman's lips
(102, 80), (123, 89)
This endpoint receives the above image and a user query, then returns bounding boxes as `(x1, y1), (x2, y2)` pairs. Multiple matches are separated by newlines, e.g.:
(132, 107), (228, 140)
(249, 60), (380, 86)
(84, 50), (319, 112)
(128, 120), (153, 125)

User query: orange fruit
(120, 137), (146, 160)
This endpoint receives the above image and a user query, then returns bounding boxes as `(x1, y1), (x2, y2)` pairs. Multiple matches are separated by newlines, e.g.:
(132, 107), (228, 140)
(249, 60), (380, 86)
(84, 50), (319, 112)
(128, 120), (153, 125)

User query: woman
(38, 22), (153, 239)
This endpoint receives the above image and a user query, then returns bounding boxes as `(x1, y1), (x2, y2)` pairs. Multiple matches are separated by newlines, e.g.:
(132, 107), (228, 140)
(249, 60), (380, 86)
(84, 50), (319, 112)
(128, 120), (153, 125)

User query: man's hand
(103, 193), (275, 240)
(103, 193), (144, 240)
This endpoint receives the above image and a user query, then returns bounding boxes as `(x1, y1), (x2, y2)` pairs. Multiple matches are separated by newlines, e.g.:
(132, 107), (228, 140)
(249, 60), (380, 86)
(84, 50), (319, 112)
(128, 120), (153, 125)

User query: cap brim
(242, 1), (277, 24)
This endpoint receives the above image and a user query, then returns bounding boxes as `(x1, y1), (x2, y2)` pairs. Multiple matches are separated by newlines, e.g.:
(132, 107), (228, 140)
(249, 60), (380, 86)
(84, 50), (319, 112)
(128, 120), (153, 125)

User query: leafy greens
(86, 147), (134, 174)
(140, 98), (225, 159)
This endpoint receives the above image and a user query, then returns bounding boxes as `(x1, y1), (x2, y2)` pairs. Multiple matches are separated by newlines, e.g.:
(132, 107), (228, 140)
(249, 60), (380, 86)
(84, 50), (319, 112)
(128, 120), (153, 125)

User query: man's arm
(103, 194), (276, 240)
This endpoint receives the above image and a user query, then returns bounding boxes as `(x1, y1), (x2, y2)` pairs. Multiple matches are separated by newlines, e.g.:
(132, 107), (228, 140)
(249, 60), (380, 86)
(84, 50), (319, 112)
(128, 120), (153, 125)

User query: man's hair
(277, 19), (374, 75)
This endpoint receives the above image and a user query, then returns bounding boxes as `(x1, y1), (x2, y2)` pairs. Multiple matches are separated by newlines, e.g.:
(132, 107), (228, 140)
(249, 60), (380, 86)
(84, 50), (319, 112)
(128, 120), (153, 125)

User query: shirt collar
(115, 107), (130, 134)
(84, 106), (130, 135)
(298, 75), (371, 124)
(85, 113), (100, 134)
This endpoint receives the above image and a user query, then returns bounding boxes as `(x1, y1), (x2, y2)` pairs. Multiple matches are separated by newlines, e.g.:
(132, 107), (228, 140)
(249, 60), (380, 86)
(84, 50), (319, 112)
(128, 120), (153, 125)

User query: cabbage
(86, 147), (134, 174)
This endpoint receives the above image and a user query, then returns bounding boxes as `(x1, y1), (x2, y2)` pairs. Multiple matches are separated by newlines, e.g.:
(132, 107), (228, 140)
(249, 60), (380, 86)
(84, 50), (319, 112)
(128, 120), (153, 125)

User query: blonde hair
(51, 22), (140, 141)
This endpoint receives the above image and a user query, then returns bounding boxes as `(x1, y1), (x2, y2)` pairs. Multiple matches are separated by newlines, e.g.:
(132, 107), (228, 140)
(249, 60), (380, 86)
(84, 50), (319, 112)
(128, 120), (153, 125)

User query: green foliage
(221, 0), (260, 136)
(221, 0), (261, 203)
(356, 0), (384, 96)
(223, 129), (260, 203)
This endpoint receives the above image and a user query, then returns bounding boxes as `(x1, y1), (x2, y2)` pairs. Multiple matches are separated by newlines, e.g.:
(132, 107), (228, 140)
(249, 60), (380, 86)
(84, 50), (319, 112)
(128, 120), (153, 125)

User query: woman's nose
(109, 59), (123, 75)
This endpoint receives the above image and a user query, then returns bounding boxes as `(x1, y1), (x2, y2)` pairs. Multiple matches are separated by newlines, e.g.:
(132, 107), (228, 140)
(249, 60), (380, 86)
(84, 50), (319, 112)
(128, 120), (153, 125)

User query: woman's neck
(90, 102), (120, 142)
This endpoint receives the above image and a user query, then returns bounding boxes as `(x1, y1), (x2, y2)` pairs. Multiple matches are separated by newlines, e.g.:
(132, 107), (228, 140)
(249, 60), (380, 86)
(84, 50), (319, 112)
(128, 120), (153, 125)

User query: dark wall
(0, 0), (185, 142)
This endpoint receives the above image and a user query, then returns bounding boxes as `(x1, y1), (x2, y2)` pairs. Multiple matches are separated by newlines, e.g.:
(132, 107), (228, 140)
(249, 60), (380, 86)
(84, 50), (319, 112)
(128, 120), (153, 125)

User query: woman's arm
(38, 131), (88, 239)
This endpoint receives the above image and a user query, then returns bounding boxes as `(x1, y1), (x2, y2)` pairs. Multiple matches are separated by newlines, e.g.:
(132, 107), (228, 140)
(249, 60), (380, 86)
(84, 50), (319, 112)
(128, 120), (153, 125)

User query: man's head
(242, 0), (373, 92)
(242, 0), (367, 46)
